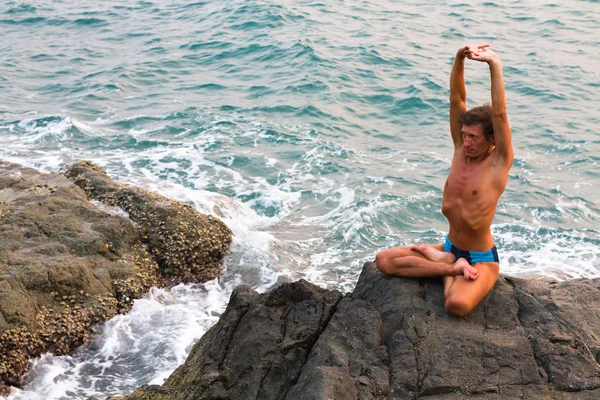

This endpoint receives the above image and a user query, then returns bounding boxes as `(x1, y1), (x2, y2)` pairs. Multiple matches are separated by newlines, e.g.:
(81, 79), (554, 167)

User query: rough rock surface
(0, 161), (232, 396)
(64, 161), (232, 284)
(113, 263), (600, 399)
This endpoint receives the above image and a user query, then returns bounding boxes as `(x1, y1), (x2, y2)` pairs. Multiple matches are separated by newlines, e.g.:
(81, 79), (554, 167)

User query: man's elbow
(450, 96), (466, 106)
(492, 109), (508, 119)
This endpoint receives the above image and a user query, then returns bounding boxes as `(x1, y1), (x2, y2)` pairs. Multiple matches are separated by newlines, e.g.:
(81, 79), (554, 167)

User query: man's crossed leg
(375, 244), (499, 316)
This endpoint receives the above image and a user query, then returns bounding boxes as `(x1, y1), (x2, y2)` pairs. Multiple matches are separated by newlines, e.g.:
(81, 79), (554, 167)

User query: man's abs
(441, 183), (500, 251)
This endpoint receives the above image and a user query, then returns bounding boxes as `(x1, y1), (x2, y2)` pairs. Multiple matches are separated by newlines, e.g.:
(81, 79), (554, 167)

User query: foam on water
(7, 281), (233, 400)
(495, 224), (600, 279)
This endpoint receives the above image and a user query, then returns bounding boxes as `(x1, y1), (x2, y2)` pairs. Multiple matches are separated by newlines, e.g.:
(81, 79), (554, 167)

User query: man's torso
(441, 147), (509, 251)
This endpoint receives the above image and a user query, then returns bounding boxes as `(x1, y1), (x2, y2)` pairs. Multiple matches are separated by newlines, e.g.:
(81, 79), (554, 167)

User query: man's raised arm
(449, 47), (468, 149)
(449, 44), (489, 150)
(469, 48), (514, 164)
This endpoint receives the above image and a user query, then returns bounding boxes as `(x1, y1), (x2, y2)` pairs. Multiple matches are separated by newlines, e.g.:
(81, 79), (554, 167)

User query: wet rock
(110, 280), (343, 400)
(64, 161), (232, 284)
(0, 160), (232, 396)
(114, 263), (600, 399)
(0, 161), (162, 395)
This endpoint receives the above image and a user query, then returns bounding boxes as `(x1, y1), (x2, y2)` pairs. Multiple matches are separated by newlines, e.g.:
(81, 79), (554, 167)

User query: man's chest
(444, 160), (496, 201)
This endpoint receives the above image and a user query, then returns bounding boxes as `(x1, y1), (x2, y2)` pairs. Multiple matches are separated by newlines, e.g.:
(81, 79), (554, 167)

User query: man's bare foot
(410, 245), (456, 263)
(453, 258), (479, 280)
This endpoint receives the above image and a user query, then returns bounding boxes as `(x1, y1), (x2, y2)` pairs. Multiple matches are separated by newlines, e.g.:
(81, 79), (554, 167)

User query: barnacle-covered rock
(0, 160), (213, 395)
(64, 161), (233, 283)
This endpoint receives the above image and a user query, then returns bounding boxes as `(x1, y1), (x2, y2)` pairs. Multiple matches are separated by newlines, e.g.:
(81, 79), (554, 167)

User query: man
(375, 44), (514, 317)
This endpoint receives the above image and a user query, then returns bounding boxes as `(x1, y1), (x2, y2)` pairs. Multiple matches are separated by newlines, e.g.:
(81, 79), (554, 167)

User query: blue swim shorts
(443, 236), (499, 265)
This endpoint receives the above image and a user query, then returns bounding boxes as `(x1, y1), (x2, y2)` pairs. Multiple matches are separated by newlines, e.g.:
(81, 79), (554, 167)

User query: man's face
(462, 124), (492, 158)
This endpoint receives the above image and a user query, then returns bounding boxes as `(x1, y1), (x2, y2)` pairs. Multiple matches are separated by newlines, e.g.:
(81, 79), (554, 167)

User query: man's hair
(460, 104), (494, 141)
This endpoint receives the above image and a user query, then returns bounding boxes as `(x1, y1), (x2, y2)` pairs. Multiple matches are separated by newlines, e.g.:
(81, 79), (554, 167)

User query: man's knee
(375, 251), (394, 274)
(445, 295), (474, 317)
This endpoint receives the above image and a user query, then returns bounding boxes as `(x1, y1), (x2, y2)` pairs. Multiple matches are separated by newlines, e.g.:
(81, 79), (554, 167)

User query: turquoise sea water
(2, 1), (600, 398)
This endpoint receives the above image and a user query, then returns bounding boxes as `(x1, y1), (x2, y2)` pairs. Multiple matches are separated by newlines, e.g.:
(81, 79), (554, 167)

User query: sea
(1, 0), (599, 398)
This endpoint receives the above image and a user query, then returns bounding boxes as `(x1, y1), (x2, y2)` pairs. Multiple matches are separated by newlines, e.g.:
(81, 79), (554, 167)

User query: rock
(113, 263), (600, 399)
(0, 160), (232, 396)
(508, 277), (600, 393)
(0, 160), (160, 395)
(110, 280), (343, 400)
(64, 161), (233, 284)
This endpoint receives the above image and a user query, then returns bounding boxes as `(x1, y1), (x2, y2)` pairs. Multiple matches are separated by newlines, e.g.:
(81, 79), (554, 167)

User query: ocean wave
(7, 282), (231, 400)
(494, 224), (600, 279)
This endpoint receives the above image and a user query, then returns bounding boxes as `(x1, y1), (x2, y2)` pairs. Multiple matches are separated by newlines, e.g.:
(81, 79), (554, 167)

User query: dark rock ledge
(0, 161), (232, 396)
(111, 263), (600, 400)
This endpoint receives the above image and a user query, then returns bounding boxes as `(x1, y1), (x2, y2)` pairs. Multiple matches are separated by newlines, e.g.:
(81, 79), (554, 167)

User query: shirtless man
(375, 44), (514, 317)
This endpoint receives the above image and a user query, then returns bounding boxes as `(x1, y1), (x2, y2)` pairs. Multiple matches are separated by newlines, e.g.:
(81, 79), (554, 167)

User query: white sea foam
(493, 224), (600, 280)
(265, 157), (277, 167)
(17, 117), (72, 144)
(300, 187), (355, 225)
(70, 118), (96, 135)
(555, 198), (598, 221)
(7, 281), (232, 400)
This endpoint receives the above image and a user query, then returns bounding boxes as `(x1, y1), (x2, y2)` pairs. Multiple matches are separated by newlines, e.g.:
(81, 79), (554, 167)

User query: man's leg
(375, 244), (478, 279)
(443, 262), (499, 317)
